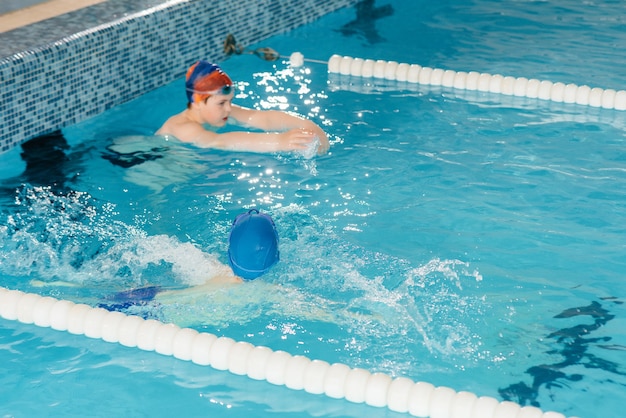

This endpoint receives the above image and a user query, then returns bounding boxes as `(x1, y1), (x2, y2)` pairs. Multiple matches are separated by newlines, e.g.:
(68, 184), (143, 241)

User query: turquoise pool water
(1, 1), (626, 416)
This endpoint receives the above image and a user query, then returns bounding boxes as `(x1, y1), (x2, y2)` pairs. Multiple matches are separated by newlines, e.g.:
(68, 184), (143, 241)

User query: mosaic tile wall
(0, 0), (360, 153)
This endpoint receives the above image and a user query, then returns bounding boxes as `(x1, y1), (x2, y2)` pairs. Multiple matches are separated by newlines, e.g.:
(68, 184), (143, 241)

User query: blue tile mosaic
(0, 0), (360, 153)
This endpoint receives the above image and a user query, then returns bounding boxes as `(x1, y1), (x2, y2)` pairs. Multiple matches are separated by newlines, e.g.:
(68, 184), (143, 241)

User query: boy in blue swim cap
(156, 60), (329, 155)
(101, 209), (279, 310)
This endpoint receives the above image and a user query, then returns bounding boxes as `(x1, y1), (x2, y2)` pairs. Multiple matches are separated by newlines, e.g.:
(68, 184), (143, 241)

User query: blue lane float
(0, 286), (576, 418)
(288, 52), (626, 111)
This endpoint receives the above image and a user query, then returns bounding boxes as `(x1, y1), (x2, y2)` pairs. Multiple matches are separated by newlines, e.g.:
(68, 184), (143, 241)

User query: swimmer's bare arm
(157, 114), (319, 154)
(230, 105), (330, 155)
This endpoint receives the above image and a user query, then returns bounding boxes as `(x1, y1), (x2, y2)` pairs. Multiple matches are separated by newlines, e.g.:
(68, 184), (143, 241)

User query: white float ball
(395, 63), (410, 82)
(289, 52), (304, 68)
(83, 307), (109, 339)
(387, 377), (414, 413)
(31, 296), (58, 327)
(16, 293), (42, 324)
(588, 87), (604, 107)
(489, 74), (504, 94)
(384, 61), (399, 80)
(542, 412), (566, 418)
(563, 83), (578, 103)
(323, 363), (351, 399)
(526, 78), (541, 98)
(265, 350), (293, 386)
(449, 391), (478, 418)
(602, 88), (616, 109)
(493, 400), (522, 418)
(429, 386), (456, 418)
(344, 367), (372, 404)
(246, 345), (274, 380)
(518, 405), (544, 418)
(550, 82), (566, 102)
(327, 55), (342, 73)
(465, 71), (481, 90)
(0, 290), (24, 320)
(172, 327), (200, 361)
(537, 80), (553, 100)
(365, 372), (392, 407)
(477, 73), (492, 92)
(575, 85), (591, 105)
(190, 332), (217, 366)
(513, 77), (529, 97)
(303, 359), (330, 394)
(284, 355), (312, 390)
(100, 311), (127, 343)
(418, 67), (433, 85)
(49, 299), (76, 331)
(350, 58), (364, 77)
(361, 59), (375, 78)
(441, 69), (456, 88)
(407, 64), (421, 83)
(228, 341), (254, 376)
(117, 315), (145, 347)
(430, 68), (445, 86)
(210, 336), (236, 371)
(372, 60), (386, 78)
(135, 318), (162, 351)
(339, 56), (353, 75)
(614, 90), (626, 110)
(66, 303), (93, 335)
(154, 323), (182, 355)
(408, 381), (435, 417)
(453, 71), (468, 89)
(501, 76), (516, 95)
(470, 396), (499, 418)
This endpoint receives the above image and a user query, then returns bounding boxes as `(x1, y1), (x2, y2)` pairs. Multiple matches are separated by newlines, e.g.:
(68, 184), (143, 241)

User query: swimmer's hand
(278, 129), (316, 152)
(280, 127), (329, 156)
(316, 131), (330, 155)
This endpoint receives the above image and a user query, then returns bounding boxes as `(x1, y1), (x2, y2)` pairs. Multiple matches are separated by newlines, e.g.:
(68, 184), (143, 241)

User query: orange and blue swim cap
(185, 60), (233, 104)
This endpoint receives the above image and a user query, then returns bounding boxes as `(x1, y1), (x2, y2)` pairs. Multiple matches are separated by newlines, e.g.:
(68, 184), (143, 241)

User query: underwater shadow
(499, 298), (626, 407)
(1, 130), (89, 194)
(337, 0), (394, 44)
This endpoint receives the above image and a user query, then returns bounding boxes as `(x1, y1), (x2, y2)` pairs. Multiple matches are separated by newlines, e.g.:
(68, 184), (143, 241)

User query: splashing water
(0, 186), (488, 374)
(0, 186), (230, 292)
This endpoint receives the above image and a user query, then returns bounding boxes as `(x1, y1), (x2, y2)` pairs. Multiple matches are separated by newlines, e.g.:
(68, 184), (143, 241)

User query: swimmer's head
(185, 60), (233, 104)
(228, 209), (280, 280)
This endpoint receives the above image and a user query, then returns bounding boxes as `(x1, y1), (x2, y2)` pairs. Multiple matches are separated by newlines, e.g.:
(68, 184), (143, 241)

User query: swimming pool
(2, 0), (626, 417)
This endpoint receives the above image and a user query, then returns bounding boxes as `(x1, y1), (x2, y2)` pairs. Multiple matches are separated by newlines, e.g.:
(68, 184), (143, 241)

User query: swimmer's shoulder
(156, 111), (189, 136)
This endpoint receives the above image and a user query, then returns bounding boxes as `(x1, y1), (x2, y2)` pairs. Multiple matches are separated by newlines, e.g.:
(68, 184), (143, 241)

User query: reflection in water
(338, 0), (393, 44)
(20, 131), (72, 188)
(101, 135), (205, 192)
(1, 130), (85, 194)
(499, 299), (626, 407)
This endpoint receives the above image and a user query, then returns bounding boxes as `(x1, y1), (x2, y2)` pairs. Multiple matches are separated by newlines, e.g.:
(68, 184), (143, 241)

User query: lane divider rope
(289, 52), (625, 110)
(0, 286), (576, 418)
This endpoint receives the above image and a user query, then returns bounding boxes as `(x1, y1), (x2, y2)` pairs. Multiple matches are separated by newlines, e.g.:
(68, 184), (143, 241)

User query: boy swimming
(92, 209), (280, 312)
(156, 60), (330, 155)
(32, 209), (281, 311)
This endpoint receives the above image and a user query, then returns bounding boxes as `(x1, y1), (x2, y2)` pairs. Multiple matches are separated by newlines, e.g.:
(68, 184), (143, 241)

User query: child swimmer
(108, 209), (280, 307)
(31, 210), (280, 308)
(156, 61), (330, 155)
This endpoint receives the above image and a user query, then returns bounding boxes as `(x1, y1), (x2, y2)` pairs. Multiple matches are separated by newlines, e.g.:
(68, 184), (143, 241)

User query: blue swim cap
(228, 209), (279, 280)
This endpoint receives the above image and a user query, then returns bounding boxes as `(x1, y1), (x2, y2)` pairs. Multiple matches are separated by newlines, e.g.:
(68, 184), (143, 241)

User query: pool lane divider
(289, 52), (626, 111)
(0, 286), (575, 418)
